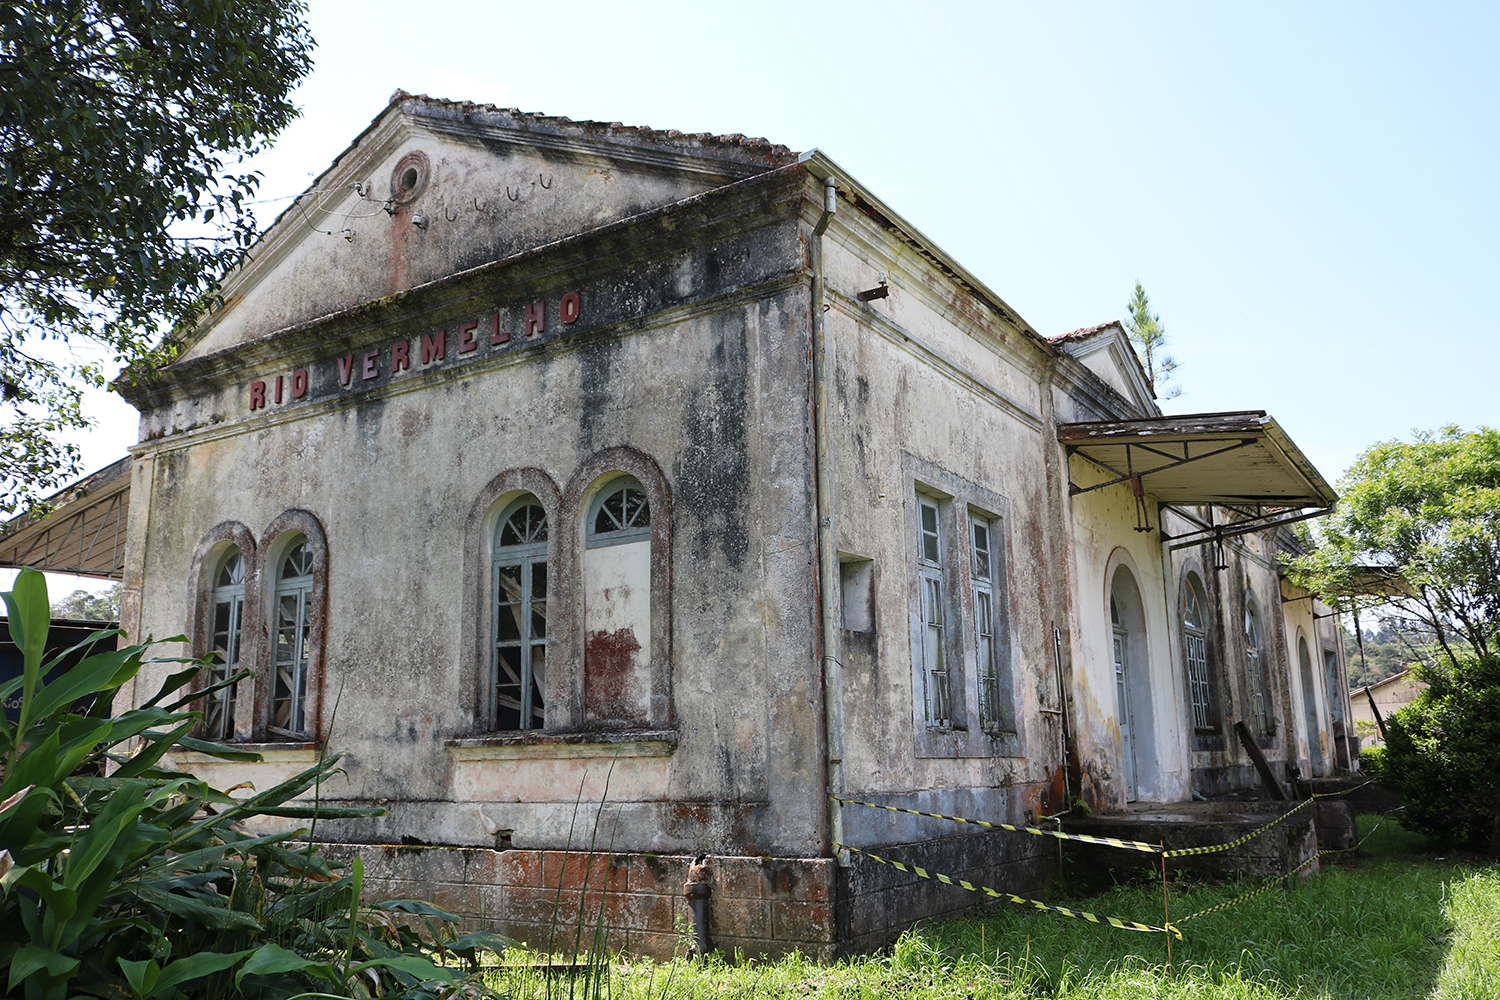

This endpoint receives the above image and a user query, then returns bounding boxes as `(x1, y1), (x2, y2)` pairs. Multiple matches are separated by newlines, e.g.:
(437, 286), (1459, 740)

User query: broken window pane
(271, 539), (313, 738)
(493, 497), (547, 731)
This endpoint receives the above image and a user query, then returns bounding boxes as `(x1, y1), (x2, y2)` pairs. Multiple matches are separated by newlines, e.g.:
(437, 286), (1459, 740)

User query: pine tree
(1124, 282), (1181, 399)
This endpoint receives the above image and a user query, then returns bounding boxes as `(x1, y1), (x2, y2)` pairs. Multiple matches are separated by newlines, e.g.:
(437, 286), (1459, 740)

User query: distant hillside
(1342, 625), (1437, 691)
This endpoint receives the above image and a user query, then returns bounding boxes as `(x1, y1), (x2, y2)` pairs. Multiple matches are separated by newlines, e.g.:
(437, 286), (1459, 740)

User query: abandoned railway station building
(1, 93), (1358, 958)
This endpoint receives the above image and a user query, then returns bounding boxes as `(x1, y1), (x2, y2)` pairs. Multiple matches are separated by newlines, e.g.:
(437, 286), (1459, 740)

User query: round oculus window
(389, 150), (430, 205)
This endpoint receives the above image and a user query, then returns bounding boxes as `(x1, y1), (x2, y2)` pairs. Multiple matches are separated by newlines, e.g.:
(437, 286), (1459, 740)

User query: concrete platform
(1059, 798), (1345, 892)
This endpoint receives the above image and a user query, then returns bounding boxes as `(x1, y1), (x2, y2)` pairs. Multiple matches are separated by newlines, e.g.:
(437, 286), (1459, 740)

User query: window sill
(170, 742), (323, 765)
(445, 730), (677, 761)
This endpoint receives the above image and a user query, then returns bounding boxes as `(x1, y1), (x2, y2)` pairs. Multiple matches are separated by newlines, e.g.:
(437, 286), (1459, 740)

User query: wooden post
(1364, 688), (1388, 742)
(1235, 720), (1288, 800)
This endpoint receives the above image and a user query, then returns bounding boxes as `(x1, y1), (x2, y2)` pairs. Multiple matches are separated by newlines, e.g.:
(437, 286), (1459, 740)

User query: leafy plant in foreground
(0, 568), (506, 998)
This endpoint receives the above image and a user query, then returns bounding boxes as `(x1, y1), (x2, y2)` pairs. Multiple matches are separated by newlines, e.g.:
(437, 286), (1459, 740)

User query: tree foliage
(1290, 426), (1500, 665)
(1374, 654), (1500, 852)
(0, 569), (506, 998)
(0, 2), (315, 514)
(1123, 282), (1180, 399)
(49, 582), (121, 621)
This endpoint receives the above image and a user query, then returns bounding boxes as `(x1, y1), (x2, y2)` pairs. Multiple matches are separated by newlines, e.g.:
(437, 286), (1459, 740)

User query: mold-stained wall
(123, 123), (828, 859)
(109, 95), (1349, 958)
(817, 193), (1066, 835)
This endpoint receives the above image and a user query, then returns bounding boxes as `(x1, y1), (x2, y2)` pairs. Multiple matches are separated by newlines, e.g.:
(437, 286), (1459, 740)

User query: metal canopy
(1060, 411), (1337, 508)
(0, 457), (131, 580)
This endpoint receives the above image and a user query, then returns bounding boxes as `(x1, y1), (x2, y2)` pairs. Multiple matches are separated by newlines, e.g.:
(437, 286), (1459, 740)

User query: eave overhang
(1059, 411), (1338, 545)
(0, 458), (131, 580)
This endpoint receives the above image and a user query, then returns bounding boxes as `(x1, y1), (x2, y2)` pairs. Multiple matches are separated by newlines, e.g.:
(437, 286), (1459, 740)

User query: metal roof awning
(0, 457), (131, 580)
(1059, 411), (1338, 545)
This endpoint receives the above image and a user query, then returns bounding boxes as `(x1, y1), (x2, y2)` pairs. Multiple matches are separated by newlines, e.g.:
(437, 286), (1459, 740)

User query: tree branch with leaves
(0, 1), (315, 514)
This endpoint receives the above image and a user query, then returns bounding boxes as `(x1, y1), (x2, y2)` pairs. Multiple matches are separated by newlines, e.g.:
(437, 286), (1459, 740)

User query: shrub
(0, 569), (506, 999)
(1380, 653), (1500, 851)
(1359, 743), (1386, 779)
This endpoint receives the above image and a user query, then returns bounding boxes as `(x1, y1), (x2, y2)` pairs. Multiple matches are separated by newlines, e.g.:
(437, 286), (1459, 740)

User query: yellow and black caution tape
(1161, 796), (1315, 857)
(1174, 851), (1321, 924)
(1316, 809), (1396, 856)
(837, 780), (1375, 860)
(832, 796), (1162, 854)
(834, 841), (1182, 940)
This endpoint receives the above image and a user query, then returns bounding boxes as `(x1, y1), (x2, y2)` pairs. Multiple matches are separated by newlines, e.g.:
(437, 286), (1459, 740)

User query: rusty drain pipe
(807, 169), (846, 865)
(683, 856), (712, 957)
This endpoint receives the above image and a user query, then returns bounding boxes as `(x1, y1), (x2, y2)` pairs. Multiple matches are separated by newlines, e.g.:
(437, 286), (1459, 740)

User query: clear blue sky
(50, 0), (1499, 593)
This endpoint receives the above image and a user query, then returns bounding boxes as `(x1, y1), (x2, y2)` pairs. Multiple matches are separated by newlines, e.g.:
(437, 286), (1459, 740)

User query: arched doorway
(1109, 563), (1155, 802)
(1298, 635), (1324, 776)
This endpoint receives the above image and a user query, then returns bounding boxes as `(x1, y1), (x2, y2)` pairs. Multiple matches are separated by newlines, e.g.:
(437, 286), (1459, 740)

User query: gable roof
(178, 92), (801, 360)
(1047, 320), (1158, 413)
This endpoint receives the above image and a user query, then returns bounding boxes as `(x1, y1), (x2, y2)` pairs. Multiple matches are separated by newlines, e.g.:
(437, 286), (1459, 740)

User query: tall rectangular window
(906, 463), (1015, 757)
(206, 550), (245, 741)
(272, 540), (315, 739)
(494, 498), (549, 731)
(972, 517), (1007, 733)
(917, 498), (950, 727)
(1181, 574), (1214, 732)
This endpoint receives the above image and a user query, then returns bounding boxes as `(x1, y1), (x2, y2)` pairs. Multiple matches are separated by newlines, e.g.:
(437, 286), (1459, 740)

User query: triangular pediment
(1050, 321), (1158, 414)
(180, 93), (795, 362)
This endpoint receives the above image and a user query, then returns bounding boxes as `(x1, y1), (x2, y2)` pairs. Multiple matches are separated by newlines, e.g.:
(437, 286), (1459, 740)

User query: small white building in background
(1350, 667), (1427, 746)
(3, 92), (1356, 958)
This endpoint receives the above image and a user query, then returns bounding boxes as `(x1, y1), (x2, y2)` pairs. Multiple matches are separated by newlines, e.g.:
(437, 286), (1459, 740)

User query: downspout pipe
(810, 173), (846, 864)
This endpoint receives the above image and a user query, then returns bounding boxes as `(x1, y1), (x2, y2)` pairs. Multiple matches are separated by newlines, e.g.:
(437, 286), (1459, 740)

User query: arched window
(1298, 635), (1323, 773)
(1181, 572), (1214, 732)
(205, 549), (245, 741)
(1110, 590), (1136, 798)
(590, 480), (650, 543)
(1244, 591), (1270, 736)
(271, 537), (314, 738)
(583, 476), (653, 726)
(493, 497), (548, 731)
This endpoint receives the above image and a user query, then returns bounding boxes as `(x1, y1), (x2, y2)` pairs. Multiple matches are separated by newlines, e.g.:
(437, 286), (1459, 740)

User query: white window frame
(586, 477), (651, 548)
(1181, 573), (1214, 732)
(205, 548), (245, 741)
(271, 538), (314, 739)
(917, 496), (950, 727)
(1244, 591), (1270, 737)
(905, 455), (1019, 759)
(492, 496), (549, 732)
(971, 512), (1010, 734)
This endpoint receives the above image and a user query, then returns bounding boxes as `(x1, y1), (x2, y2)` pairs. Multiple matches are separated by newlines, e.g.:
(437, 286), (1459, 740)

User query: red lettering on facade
(391, 340), (411, 373)
(337, 354), (355, 386)
(422, 330), (447, 364)
(458, 319), (479, 354)
(560, 291), (581, 324)
(291, 368), (308, 398)
(490, 312), (509, 346)
(274, 375), (284, 404)
(524, 301), (545, 338)
(249, 381), (266, 410)
(362, 349), (380, 381)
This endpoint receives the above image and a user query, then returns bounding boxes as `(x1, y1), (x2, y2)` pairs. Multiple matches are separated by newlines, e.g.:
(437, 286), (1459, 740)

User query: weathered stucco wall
(185, 97), (793, 361)
(816, 192), (1069, 838)
(127, 167), (830, 859)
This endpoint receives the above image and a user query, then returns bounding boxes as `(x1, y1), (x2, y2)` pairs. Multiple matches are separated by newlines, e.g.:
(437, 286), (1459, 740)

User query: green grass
(487, 816), (1500, 1000)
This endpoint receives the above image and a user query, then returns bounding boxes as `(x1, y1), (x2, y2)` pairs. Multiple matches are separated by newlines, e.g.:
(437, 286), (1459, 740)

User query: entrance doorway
(1108, 563), (1154, 803)
(1299, 636), (1324, 776)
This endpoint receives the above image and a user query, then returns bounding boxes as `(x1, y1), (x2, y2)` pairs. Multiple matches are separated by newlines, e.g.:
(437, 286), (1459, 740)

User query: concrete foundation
(320, 844), (837, 961)
(1061, 801), (1320, 892)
